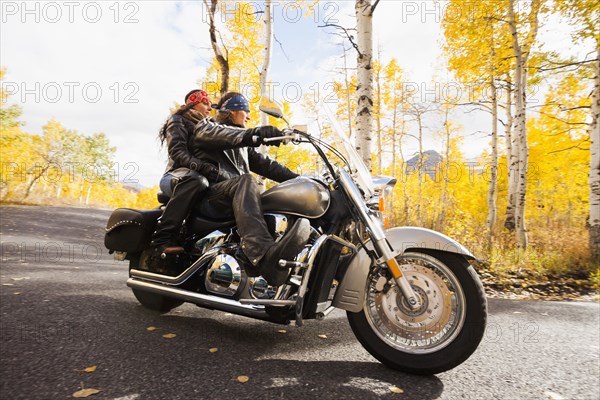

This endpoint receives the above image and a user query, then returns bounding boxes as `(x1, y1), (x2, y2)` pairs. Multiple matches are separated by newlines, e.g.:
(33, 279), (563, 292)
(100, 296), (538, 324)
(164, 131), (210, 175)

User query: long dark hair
(215, 92), (244, 127)
(158, 90), (200, 146)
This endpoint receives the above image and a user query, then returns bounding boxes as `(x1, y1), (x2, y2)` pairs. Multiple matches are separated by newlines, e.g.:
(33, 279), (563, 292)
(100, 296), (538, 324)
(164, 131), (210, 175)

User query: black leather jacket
(163, 114), (203, 174)
(163, 114), (234, 182)
(192, 118), (298, 184)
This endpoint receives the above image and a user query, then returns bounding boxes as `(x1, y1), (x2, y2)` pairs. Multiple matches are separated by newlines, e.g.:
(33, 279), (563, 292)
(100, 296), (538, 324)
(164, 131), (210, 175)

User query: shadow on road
(1, 291), (444, 399)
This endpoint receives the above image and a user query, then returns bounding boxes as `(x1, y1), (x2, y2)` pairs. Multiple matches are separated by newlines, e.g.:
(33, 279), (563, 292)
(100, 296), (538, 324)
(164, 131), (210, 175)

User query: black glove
(254, 126), (285, 146)
(199, 164), (233, 183)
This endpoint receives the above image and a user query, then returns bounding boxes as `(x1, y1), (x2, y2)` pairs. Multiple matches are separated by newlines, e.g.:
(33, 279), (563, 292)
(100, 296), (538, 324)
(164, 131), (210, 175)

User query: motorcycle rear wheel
(347, 250), (487, 375)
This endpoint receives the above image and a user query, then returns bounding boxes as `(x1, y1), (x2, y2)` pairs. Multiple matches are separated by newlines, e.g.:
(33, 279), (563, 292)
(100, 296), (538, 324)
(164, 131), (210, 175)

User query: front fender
(332, 227), (475, 313)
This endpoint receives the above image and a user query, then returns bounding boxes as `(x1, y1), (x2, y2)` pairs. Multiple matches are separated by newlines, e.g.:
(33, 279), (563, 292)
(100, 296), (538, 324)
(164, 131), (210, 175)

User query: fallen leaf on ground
(146, 326), (158, 331)
(162, 333), (176, 339)
(209, 348), (218, 353)
(277, 330), (287, 334)
(389, 386), (404, 394)
(237, 375), (250, 383)
(72, 388), (101, 398)
(83, 365), (97, 373)
(318, 334), (328, 339)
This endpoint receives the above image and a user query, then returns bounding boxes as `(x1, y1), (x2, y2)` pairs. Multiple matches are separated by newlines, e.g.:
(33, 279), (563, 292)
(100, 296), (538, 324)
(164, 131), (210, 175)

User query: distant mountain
(405, 150), (443, 178)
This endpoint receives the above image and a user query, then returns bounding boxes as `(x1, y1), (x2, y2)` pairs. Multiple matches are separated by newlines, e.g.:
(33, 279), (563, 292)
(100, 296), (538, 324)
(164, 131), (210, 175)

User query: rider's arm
(193, 118), (254, 150)
(248, 148), (299, 183)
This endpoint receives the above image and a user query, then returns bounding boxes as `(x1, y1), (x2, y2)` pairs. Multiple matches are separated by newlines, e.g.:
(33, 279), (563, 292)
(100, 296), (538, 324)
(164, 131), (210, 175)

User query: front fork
(338, 170), (420, 309)
(370, 232), (421, 310)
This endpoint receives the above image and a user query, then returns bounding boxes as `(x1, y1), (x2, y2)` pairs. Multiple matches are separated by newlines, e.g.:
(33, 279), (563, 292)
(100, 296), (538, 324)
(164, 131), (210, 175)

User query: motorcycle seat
(187, 214), (235, 236)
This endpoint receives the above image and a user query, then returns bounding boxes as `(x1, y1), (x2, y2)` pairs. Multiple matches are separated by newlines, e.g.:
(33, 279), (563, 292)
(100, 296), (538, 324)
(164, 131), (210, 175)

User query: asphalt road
(1, 205), (598, 400)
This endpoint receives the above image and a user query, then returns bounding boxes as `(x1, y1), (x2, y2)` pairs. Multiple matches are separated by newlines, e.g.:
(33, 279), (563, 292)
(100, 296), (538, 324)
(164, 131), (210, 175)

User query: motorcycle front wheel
(347, 250), (487, 375)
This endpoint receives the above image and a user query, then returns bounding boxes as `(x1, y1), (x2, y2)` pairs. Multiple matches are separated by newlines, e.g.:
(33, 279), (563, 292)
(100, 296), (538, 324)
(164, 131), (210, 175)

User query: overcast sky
(1, 0), (590, 187)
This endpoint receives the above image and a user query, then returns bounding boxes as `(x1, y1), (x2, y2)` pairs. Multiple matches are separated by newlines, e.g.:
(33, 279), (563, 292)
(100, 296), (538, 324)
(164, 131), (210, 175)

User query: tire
(347, 250), (487, 375)
(131, 288), (184, 313)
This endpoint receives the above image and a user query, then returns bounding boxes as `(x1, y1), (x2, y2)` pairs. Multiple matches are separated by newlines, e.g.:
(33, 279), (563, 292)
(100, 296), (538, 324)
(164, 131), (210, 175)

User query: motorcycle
(104, 100), (487, 375)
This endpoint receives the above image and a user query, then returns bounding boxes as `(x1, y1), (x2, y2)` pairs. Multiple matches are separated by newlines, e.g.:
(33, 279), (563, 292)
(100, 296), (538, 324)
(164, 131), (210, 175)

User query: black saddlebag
(104, 208), (162, 253)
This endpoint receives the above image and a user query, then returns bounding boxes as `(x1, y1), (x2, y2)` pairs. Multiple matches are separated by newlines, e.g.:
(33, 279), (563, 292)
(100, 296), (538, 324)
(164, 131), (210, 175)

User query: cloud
(1, 1), (211, 186)
(1, 0), (592, 186)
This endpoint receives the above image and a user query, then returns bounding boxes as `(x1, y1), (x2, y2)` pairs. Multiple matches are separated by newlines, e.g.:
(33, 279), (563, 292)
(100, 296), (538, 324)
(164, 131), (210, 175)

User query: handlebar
(252, 128), (303, 145)
(262, 134), (298, 143)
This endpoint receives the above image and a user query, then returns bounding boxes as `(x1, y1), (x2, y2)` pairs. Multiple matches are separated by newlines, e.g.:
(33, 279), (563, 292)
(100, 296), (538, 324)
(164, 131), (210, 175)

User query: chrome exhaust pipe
(129, 246), (229, 286)
(127, 278), (287, 324)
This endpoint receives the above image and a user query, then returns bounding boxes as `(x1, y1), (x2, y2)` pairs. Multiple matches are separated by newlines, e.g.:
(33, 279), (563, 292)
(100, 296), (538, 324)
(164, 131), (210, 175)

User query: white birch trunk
(257, 0), (273, 192)
(206, 0), (229, 95)
(507, 0), (541, 249)
(259, 0), (273, 127)
(355, 0), (373, 171)
(438, 106), (452, 230)
(589, 44), (600, 261)
(79, 178), (85, 205)
(486, 77), (499, 242)
(391, 98), (397, 177)
(504, 77), (517, 230)
(85, 184), (92, 205)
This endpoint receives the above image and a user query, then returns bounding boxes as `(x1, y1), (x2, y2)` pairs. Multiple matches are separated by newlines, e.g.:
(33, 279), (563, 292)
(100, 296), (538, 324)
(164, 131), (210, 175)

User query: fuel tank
(261, 177), (330, 218)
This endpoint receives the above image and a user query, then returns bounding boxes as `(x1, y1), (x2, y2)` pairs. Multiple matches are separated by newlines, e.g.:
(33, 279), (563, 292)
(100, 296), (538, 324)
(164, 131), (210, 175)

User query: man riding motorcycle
(192, 92), (311, 286)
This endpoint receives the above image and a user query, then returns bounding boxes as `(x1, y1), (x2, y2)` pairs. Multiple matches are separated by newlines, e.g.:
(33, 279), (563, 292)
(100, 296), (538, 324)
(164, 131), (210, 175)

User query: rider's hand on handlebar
(255, 126), (286, 147)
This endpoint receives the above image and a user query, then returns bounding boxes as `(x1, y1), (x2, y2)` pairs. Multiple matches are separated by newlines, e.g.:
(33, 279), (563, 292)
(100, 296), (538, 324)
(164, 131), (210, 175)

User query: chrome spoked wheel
(347, 250), (487, 375)
(364, 253), (466, 354)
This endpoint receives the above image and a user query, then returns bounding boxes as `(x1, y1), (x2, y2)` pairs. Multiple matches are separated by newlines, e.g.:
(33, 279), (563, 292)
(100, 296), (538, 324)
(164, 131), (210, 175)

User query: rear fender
(332, 227), (475, 313)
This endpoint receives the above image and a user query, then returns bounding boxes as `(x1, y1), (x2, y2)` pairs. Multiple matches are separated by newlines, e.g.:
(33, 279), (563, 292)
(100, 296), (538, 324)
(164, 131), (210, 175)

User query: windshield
(321, 104), (375, 198)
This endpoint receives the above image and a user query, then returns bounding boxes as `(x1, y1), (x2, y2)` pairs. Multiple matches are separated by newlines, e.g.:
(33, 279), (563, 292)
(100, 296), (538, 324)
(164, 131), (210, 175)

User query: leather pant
(151, 169), (209, 246)
(198, 174), (273, 265)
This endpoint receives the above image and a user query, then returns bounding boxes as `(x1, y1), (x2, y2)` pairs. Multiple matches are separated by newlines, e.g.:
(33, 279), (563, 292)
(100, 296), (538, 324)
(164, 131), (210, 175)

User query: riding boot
(151, 171), (209, 253)
(258, 218), (311, 286)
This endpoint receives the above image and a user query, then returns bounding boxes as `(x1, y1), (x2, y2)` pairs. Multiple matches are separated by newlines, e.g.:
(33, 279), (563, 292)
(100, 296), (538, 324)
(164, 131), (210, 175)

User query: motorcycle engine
(204, 253), (244, 298)
(201, 214), (288, 299)
(204, 253), (275, 300)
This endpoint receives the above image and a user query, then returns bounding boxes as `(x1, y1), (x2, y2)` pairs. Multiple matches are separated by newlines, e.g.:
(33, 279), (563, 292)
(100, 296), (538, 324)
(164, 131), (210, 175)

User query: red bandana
(186, 90), (211, 106)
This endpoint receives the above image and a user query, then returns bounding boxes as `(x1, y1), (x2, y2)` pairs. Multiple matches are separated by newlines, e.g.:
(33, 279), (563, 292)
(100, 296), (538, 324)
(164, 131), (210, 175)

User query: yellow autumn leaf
(83, 365), (97, 373)
(318, 334), (327, 339)
(72, 388), (101, 398)
(389, 386), (404, 394)
(237, 375), (250, 383)
(146, 326), (158, 331)
(209, 348), (218, 353)
(162, 333), (176, 339)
